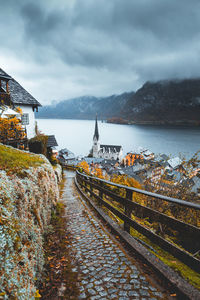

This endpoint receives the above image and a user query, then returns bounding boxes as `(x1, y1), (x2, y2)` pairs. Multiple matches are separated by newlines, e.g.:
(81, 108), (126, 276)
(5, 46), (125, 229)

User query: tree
(0, 107), (26, 148)
(78, 161), (90, 174)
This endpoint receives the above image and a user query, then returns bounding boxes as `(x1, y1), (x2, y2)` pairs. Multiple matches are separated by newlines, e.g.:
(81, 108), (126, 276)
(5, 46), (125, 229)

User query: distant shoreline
(36, 117), (200, 127)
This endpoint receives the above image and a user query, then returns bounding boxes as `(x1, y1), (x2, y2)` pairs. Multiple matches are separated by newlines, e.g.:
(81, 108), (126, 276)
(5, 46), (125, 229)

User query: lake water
(36, 119), (200, 158)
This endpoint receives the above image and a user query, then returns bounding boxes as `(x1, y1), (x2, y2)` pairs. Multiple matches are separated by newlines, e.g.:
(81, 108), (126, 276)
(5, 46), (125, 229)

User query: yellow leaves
(93, 167), (103, 178)
(78, 161), (90, 173)
(15, 106), (23, 115)
(0, 114), (26, 143)
(47, 256), (54, 261)
(111, 174), (142, 190)
(34, 290), (41, 298)
(0, 292), (6, 296)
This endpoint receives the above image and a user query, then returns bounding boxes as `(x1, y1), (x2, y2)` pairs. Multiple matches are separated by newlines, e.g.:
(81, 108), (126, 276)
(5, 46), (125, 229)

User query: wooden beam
(6, 81), (9, 93)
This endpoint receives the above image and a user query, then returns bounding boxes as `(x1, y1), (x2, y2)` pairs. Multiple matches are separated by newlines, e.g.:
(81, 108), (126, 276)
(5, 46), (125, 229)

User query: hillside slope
(37, 78), (200, 125)
(122, 79), (200, 125)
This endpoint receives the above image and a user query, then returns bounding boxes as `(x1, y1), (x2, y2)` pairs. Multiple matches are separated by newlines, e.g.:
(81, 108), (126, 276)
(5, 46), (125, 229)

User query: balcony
(0, 126), (28, 150)
(0, 92), (11, 105)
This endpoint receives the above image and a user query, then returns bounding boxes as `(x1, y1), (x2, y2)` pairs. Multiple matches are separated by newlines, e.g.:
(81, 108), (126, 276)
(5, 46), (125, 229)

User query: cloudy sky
(1, 0), (200, 105)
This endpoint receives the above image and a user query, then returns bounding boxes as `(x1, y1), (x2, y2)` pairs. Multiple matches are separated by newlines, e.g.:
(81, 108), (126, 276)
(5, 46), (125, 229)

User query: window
(21, 113), (29, 125)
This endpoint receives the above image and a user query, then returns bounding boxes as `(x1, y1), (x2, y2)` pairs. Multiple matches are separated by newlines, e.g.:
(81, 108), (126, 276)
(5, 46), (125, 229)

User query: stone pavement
(62, 171), (170, 299)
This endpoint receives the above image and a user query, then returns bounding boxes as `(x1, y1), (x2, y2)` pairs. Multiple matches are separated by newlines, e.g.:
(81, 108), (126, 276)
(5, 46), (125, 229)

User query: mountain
(37, 78), (200, 125)
(37, 92), (134, 120)
(122, 79), (200, 125)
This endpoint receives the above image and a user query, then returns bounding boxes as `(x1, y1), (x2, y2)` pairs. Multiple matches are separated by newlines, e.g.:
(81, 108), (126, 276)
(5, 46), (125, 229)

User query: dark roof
(0, 74), (11, 81)
(132, 163), (147, 174)
(93, 114), (99, 141)
(47, 135), (58, 147)
(83, 157), (104, 164)
(100, 144), (122, 153)
(191, 176), (200, 193)
(101, 159), (118, 168)
(0, 68), (41, 107)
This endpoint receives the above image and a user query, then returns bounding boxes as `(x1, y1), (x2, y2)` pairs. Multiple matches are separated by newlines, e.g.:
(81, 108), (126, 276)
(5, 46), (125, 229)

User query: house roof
(123, 166), (143, 183)
(0, 74), (11, 81)
(191, 175), (200, 193)
(100, 144), (122, 153)
(47, 135), (58, 147)
(0, 68), (41, 107)
(83, 157), (104, 164)
(132, 163), (147, 173)
(143, 150), (154, 156)
(167, 157), (182, 169)
(59, 148), (75, 158)
(101, 159), (118, 168)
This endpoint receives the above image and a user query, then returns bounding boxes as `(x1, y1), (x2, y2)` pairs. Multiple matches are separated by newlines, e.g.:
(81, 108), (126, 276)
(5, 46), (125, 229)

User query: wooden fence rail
(76, 170), (200, 274)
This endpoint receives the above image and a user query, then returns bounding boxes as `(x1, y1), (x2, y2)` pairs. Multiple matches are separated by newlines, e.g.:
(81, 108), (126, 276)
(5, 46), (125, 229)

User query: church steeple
(93, 114), (99, 141)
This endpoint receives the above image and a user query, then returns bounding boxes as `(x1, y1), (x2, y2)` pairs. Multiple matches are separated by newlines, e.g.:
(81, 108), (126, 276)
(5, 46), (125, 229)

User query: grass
(129, 227), (200, 290)
(0, 144), (45, 175)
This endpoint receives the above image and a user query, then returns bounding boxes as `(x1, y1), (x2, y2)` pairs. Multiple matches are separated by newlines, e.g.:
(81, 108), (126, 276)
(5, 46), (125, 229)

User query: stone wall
(0, 151), (60, 299)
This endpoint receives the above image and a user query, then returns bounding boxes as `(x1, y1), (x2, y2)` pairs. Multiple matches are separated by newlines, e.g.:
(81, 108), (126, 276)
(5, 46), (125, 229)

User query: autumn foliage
(0, 107), (26, 144)
(78, 161), (90, 173)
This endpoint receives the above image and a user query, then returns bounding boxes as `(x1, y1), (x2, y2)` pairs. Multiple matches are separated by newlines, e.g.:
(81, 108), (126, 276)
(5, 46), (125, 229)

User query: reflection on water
(36, 119), (200, 158)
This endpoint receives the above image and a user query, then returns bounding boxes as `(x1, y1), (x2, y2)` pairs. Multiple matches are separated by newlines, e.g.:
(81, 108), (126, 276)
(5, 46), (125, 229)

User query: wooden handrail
(76, 170), (200, 273)
(76, 170), (200, 210)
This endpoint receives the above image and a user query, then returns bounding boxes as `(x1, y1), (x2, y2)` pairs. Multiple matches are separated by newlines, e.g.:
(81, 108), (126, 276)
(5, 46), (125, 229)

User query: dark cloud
(0, 0), (200, 103)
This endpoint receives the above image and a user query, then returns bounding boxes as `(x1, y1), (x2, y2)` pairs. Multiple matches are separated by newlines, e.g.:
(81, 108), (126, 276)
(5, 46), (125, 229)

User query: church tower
(92, 114), (100, 157)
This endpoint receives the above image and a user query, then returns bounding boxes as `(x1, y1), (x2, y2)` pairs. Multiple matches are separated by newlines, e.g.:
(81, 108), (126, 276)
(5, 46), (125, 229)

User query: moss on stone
(0, 144), (45, 175)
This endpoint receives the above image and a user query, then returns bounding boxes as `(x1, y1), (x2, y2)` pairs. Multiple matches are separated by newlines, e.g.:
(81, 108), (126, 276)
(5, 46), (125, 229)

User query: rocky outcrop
(0, 148), (60, 299)
(54, 163), (63, 183)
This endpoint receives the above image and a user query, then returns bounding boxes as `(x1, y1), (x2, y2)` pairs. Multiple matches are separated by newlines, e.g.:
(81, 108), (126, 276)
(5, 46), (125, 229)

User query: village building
(0, 68), (41, 138)
(92, 115), (123, 162)
(191, 175), (200, 196)
(140, 149), (155, 160)
(58, 148), (76, 165)
(123, 151), (144, 166)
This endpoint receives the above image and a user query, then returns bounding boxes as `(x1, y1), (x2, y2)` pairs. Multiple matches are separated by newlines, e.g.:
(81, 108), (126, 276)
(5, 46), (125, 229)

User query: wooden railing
(75, 170), (200, 273)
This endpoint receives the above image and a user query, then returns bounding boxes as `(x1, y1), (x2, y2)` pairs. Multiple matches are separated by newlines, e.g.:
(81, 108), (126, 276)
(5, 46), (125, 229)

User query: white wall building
(0, 68), (41, 139)
(92, 115), (123, 162)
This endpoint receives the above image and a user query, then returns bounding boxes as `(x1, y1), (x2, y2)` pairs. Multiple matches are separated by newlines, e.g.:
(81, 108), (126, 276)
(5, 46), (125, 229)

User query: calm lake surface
(36, 119), (200, 158)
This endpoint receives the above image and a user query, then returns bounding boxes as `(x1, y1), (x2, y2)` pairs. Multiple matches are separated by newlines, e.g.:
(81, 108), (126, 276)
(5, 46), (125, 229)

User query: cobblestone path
(62, 171), (170, 299)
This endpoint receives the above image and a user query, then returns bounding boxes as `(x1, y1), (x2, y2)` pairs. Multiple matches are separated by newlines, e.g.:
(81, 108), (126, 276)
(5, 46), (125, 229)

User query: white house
(0, 68), (41, 138)
(92, 115), (123, 162)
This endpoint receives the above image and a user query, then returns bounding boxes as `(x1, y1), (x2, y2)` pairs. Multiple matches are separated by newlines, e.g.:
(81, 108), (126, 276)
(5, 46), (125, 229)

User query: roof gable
(0, 68), (41, 107)
(47, 135), (58, 147)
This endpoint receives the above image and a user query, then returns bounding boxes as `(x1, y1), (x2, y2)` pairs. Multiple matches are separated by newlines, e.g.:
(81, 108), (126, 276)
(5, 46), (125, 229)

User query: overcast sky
(1, 0), (200, 105)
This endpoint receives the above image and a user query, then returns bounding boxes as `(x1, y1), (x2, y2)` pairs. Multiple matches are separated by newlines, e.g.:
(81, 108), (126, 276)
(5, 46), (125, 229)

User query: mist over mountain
(37, 92), (134, 120)
(122, 78), (200, 125)
(37, 78), (200, 125)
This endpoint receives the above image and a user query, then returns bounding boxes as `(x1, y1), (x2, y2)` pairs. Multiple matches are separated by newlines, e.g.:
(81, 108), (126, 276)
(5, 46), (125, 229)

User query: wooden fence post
(98, 181), (103, 206)
(124, 189), (133, 233)
(89, 178), (93, 197)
